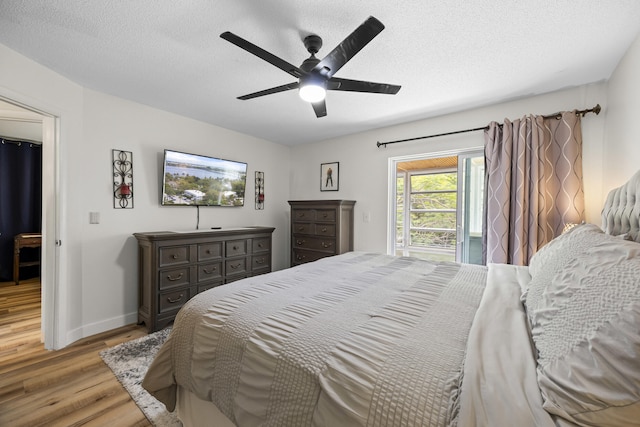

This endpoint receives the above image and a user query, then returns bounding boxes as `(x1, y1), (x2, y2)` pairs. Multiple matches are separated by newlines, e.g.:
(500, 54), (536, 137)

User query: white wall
(77, 89), (291, 339)
(602, 32), (640, 193)
(290, 84), (606, 255)
(0, 43), (291, 348)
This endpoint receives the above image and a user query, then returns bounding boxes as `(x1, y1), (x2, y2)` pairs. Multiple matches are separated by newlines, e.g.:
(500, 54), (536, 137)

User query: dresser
(134, 226), (275, 332)
(288, 200), (355, 266)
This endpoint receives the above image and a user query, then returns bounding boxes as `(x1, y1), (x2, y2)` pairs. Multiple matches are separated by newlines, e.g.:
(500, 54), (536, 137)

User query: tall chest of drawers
(288, 200), (355, 266)
(134, 226), (275, 332)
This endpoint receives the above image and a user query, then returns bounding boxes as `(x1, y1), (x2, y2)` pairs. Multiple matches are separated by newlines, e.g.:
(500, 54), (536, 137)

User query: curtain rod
(376, 104), (601, 148)
(0, 135), (42, 146)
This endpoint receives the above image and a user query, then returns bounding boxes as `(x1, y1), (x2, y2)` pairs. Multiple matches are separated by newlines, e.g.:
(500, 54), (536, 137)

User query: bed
(143, 171), (640, 427)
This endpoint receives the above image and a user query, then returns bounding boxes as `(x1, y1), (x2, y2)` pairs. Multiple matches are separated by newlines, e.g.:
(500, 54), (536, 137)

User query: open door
(456, 153), (484, 264)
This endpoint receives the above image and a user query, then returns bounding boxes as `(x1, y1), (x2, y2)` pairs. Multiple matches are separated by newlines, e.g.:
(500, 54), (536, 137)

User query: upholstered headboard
(601, 170), (640, 238)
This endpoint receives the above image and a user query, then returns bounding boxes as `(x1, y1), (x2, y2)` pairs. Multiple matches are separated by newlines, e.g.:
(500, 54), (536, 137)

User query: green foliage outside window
(397, 171), (457, 253)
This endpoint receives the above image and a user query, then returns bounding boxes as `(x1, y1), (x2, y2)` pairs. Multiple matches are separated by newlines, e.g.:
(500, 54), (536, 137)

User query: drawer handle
(206, 249), (211, 254)
(297, 212), (306, 218)
(322, 213), (328, 218)
(296, 254), (306, 260)
(320, 227), (328, 233)
(296, 239), (306, 245)
(167, 294), (183, 303)
(166, 272), (183, 281)
(171, 254), (179, 259)
(203, 266), (217, 274)
(257, 243), (263, 248)
(233, 245), (238, 250)
(321, 242), (333, 248)
(255, 257), (265, 265)
(230, 263), (242, 269)
(297, 226), (305, 231)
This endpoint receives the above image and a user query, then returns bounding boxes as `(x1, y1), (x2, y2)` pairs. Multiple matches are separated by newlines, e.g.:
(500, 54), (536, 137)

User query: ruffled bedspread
(143, 252), (487, 427)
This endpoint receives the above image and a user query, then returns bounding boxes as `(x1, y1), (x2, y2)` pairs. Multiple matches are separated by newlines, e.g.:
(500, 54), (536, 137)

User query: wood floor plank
(0, 281), (153, 426)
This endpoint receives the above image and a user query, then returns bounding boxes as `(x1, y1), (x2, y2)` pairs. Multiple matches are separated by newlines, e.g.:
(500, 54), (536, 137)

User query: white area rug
(100, 328), (181, 427)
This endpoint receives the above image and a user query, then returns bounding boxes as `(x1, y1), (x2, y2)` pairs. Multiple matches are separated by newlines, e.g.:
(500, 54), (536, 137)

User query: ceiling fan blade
(313, 16), (385, 79)
(328, 77), (401, 94)
(238, 82), (299, 100)
(221, 31), (304, 78)
(311, 100), (327, 118)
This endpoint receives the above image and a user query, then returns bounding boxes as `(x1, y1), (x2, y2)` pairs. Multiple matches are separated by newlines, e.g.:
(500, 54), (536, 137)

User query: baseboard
(66, 311), (139, 346)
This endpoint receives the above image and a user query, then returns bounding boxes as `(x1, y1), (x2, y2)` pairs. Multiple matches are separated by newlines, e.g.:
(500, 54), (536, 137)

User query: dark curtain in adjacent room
(0, 140), (42, 281)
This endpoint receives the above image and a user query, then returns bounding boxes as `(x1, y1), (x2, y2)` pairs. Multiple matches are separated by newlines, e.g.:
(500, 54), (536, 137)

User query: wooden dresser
(288, 200), (355, 267)
(134, 226), (275, 332)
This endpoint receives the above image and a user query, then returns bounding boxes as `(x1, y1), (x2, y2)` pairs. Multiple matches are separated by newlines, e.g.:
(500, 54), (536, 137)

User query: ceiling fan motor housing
(303, 35), (323, 55)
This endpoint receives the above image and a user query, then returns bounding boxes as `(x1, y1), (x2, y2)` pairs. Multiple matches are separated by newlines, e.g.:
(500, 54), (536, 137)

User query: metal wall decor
(113, 149), (133, 209)
(255, 171), (264, 210)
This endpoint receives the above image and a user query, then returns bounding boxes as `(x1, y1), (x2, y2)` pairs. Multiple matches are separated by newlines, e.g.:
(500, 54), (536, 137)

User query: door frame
(0, 95), (59, 349)
(387, 147), (483, 257)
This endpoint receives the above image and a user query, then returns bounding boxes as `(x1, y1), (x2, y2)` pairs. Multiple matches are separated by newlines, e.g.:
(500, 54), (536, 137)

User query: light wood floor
(0, 279), (153, 426)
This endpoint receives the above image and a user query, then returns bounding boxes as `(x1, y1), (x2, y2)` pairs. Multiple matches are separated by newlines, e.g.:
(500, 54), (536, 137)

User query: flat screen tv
(161, 149), (247, 206)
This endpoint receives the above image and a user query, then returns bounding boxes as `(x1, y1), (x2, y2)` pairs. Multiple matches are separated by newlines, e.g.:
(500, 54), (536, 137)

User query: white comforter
(143, 252), (557, 427)
(458, 263), (560, 426)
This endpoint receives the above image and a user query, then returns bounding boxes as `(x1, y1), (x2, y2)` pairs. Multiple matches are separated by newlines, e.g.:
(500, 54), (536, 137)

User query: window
(397, 169), (458, 261)
(391, 152), (484, 264)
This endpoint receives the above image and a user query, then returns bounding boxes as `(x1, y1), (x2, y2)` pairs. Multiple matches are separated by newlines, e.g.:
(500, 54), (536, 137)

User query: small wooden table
(13, 233), (42, 285)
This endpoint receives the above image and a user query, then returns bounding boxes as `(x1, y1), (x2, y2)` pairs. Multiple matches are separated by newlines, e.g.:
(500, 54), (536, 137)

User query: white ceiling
(1, 1), (639, 146)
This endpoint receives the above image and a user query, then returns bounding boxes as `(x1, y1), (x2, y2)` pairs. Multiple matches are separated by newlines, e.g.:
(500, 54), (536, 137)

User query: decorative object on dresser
(288, 200), (355, 266)
(134, 226), (275, 332)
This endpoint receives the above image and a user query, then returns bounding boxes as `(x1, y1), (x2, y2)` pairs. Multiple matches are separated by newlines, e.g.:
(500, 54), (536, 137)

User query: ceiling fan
(220, 16), (401, 118)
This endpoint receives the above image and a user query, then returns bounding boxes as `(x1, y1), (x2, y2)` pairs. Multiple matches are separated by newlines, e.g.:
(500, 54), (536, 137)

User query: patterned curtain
(482, 112), (584, 265)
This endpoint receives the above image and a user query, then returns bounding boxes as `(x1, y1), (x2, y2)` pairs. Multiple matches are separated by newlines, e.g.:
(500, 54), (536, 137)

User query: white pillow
(524, 223), (605, 324)
(526, 228), (640, 426)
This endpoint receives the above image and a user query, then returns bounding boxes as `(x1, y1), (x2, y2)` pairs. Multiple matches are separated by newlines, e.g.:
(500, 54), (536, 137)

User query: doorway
(0, 97), (57, 348)
(389, 150), (484, 264)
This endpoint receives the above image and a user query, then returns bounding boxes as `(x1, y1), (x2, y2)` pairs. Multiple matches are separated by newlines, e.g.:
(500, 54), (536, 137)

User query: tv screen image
(162, 149), (247, 207)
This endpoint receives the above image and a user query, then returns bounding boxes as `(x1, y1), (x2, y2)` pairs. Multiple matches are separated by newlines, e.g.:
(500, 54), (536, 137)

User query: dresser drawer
(158, 288), (192, 313)
(293, 236), (336, 253)
(292, 249), (327, 265)
(293, 222), (313, 235)
(159, 245), (189, 267)
(315, 209), (336, 222)
(252, 237), (271, 253)
(315, 224), (336, 237)
(251, 254), (270, 271)
(198, 242), (222, 261)
(197, 262), (222, 282)
(225, 257), (247, 275)
(226, 239), (247, 257)
(292, 209), (314, 221)
(158, 267), (191, 290)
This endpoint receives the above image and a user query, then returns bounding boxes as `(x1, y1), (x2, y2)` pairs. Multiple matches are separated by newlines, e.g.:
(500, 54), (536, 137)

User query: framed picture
(320, 162), (339, 191)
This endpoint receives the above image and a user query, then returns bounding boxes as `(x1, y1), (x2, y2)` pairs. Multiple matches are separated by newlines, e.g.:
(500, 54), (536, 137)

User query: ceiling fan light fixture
(299, 77), (326, 103)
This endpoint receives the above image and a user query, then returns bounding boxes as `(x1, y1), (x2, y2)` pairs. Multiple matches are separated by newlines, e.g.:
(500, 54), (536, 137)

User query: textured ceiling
(0, 1), (639, 146)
